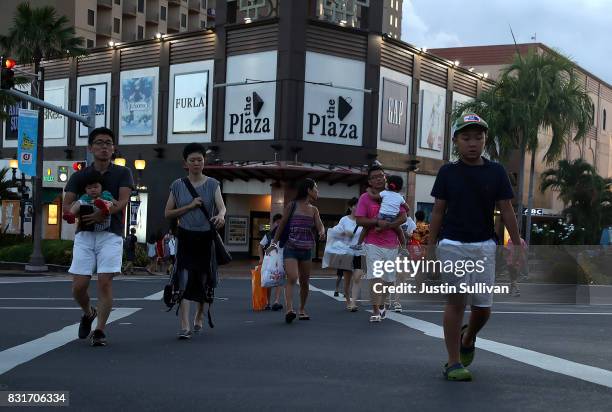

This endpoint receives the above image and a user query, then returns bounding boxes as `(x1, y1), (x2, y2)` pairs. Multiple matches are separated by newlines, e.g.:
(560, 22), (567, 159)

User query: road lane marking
(0, 308), (141, 376)
(310, 285), (612, 389)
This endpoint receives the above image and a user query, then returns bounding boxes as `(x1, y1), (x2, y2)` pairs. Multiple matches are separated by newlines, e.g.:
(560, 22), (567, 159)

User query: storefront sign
(419, 88), (445, 151)
(120, 76), (155, 136)
(381, 78), (409, 144)
(17, 109), (39, 177)
(303, 52), (364, 146)
(44, 86), (66, 139)
(224, 51), (276, 141)
(5, 94), (28, 141)
(130, 200), (140, 226)
(1, 200), (20, 234)
(172, 71), (209, 133)
(226, 216), (248, 245)
(79, 83), (107, 137)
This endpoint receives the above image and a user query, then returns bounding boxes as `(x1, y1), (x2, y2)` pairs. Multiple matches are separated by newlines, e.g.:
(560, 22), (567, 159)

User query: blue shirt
(431, 157), (514, 243)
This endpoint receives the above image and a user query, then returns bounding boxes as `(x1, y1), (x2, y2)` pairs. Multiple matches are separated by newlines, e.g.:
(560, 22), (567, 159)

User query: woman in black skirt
(164, 143), (226, 339)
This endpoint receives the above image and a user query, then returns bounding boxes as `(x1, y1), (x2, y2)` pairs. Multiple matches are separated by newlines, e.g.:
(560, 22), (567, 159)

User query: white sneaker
(393, 302), (402, 313)
(369, 315), (381, 322)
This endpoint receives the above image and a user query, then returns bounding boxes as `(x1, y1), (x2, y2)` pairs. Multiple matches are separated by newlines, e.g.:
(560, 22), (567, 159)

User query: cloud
(400, 0), (612, 84)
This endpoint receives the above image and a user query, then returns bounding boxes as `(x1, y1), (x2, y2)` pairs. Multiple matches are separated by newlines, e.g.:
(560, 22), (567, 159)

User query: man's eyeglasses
(368, 174), (386, 180)
(92, 140), (114, 147)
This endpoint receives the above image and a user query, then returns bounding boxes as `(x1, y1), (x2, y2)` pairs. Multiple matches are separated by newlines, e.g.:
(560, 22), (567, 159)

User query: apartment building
(0, 0), (216, 48)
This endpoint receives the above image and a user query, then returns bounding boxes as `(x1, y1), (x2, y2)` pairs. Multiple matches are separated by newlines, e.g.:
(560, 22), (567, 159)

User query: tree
(540, 159), (612, 244)
(454, 49), (594, 245)
(0, 2), (86, 269)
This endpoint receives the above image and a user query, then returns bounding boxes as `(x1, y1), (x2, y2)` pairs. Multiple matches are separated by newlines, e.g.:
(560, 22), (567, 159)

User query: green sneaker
(443, 363), (472, 381)
(460, 324), (476, 367)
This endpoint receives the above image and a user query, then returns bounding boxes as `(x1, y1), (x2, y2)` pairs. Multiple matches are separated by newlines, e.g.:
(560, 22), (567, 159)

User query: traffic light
(72, 161), (86, 171)
(1, 57), (16, 90)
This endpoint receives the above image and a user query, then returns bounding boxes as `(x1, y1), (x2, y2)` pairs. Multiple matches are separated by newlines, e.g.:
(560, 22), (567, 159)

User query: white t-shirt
(379, 190), (406, 216)
(329, 215), (362, 246)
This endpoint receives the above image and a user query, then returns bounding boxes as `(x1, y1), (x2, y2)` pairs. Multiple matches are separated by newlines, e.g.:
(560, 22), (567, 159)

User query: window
(48, 204), (58, 225)
(395, 17), (398, 28)
(396, 0), (400, 11)
(86, 39), (94, 48)
(113, 18), (120, 33)
(138, 0), (144, 13)
(115, 0), (121, 5)
(604, 109), (607, 131)
(390, 0), (394, 7)
(138, 25), (144, 40)
(87, 9), (95, 26)
(389, 14), (392, 25)
(201, 20), (206, 29)
(201, 0), (206, 9)
(160, 6), (167, 21)
(181, 13), (187, 27)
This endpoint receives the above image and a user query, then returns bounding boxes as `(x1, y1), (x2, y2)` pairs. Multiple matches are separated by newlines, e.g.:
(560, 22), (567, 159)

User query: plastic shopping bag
(261, 248), (286, 288)
(251, 265), (268, 311)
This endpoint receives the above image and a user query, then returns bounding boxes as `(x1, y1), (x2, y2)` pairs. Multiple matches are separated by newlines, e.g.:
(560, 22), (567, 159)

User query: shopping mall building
(1, 0), (493, 258)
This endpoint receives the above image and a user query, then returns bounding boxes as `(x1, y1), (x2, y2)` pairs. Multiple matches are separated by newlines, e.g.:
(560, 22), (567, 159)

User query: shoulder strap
(181, 177), (213, 221)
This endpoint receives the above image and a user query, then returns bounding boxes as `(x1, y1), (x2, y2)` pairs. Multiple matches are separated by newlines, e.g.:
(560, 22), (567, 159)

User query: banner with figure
(17, 109), (39, 177)
(120, 76), (155, 136)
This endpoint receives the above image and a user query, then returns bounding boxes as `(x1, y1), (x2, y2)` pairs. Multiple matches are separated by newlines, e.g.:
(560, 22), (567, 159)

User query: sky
(402, 0), (612, 84)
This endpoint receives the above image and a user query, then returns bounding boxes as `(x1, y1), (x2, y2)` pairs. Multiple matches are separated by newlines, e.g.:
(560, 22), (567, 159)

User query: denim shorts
(283, 247), (312, 261)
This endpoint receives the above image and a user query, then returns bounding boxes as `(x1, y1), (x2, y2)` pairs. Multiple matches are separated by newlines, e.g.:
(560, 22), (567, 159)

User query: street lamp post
(9, 158), (29, 237)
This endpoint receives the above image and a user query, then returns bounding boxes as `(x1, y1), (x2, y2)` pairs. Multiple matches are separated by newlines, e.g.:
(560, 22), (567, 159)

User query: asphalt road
(0, 275), (611, 411)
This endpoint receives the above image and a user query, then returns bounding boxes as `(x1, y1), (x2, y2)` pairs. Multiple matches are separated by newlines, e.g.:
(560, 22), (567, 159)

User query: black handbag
(182, 177), (232, 265)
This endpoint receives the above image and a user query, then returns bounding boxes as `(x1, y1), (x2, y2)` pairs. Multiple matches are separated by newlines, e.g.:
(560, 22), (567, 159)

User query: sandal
(285, 311), (297, 324)
(460, 324), (476, 367)
(298, 313), (310, 320)
(443, 362), (472, 381)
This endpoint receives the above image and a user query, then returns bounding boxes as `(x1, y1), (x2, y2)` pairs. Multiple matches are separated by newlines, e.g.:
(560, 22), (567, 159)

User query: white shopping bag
(322, 228), (354, 270)
(261, 248), (286, 288)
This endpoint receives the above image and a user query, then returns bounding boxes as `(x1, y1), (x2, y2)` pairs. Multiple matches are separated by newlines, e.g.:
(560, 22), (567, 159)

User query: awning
(42, 188), (62, 204)
(203, 161), (367, 187)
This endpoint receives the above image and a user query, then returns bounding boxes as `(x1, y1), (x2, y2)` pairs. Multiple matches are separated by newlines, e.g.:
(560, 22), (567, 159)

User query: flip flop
(285, 311), (297, 324)
(298, 313), (310, 320)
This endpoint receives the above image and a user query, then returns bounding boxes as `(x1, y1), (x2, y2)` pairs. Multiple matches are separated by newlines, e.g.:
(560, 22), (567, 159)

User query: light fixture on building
(114, 157), (126, 167)
(155, 32), (163, 40)
(339, 19), (347, 26)
(483, 72), (489, 79)
(134, 156), (146, 171)
(454, 60), (460, 67)
(108, 41), (115, 47)
(469, 67), (475, 72)
(9, 158), (18, 170)
(244, 17), (252, 24)
(421, 47), (428, 53)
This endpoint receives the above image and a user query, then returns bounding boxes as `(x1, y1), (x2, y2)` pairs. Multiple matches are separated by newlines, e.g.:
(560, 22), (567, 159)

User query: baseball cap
(451, 113), (489, 137)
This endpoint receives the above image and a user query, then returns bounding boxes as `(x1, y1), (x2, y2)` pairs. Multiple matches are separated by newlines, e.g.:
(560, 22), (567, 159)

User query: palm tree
(541, 159), (612, 243)
(454, 49), (594, 245)
(0, 3), (86, 267)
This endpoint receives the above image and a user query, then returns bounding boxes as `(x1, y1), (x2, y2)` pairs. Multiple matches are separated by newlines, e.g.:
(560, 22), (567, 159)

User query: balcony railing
(146, 10), (159, 23)
(97, 24), (112, 36)
(97, 0), (113, 9)
(123, 2), (137, 16)
(310, 0), (370, 30)
(228, 0), (278, 24)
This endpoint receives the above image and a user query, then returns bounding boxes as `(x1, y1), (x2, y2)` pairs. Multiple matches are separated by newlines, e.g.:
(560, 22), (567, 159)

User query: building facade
(1, 0), (490, 259)
(431, 44), (612, 219)
(0, 0), (215, 49)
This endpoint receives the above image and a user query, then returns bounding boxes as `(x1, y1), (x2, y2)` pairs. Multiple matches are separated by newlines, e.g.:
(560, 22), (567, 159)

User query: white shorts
(437, 238), (497, 307)
(364, 243), (399, 283)
(69, 231), (124, 276)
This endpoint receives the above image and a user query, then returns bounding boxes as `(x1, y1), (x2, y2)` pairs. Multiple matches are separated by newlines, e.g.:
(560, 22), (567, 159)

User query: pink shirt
(355, 192), (408, 248)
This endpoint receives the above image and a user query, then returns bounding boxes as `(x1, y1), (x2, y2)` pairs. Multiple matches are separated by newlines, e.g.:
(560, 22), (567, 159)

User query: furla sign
(303, 52), (364, 146)
(224, 51), (277, 141)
